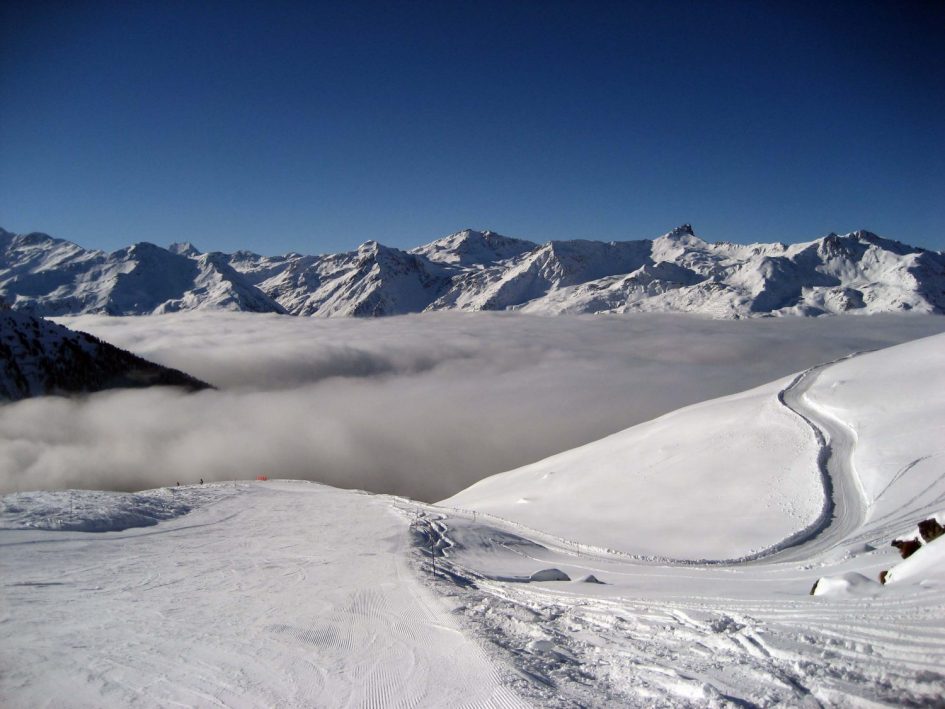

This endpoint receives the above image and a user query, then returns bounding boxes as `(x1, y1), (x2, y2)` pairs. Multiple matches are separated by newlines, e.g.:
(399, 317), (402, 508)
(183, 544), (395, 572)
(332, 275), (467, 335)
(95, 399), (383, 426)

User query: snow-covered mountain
(0, 229), (285, 316)
(2, 225), (943, 317)
(409, 228), (537, 266)
(235, 240), (455, 317)
(0, 304), (209, 401)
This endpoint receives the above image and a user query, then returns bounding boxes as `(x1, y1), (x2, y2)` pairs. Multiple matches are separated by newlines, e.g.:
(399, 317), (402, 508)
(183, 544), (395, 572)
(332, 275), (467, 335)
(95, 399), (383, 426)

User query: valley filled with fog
(1, 311), (940, 500)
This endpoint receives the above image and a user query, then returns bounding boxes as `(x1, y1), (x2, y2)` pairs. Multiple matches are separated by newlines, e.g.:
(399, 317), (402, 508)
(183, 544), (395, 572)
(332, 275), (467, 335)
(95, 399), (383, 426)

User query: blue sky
(2, 0), (943, 254)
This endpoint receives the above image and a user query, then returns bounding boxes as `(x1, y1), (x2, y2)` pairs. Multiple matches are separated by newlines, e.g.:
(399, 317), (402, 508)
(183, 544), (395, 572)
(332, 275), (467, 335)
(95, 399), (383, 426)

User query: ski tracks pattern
(413, 352), (945, 706)
(0, 482), (531, 708)
(423, 540), (945, 707)
(256, 491), (528, 709)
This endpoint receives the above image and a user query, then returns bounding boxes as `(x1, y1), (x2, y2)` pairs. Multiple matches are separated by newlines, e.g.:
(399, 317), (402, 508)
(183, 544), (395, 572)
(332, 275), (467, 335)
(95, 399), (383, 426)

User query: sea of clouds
(2, 311), (943, 501)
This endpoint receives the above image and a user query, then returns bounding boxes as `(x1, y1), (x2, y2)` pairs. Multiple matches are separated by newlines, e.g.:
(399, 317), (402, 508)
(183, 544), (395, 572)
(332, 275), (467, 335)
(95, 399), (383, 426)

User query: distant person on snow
(199, 478), (204, 485)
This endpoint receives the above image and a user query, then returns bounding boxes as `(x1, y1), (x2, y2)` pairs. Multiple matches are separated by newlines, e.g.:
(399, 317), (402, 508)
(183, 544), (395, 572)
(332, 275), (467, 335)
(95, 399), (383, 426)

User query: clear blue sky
(2, 0), (943, 254)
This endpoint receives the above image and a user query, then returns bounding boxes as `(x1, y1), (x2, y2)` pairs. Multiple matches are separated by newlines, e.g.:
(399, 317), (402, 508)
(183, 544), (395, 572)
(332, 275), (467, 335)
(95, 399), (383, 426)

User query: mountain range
(2, 225), (943, 318)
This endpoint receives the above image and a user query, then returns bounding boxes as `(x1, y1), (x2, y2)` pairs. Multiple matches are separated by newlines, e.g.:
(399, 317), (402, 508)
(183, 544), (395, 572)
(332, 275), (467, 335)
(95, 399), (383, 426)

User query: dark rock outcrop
(918, 518), (944, 544)
(891, 538), (922, 560)
(529, 568), (571, 582)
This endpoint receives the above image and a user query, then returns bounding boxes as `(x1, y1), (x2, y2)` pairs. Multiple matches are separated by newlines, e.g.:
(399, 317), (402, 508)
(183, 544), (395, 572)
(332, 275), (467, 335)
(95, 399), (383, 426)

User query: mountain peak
(127, 241), (169, 255)
(412, 228), (537, 267)
(169, 242), (201, 257)
(654, 224), (704, 248)
(667, 224), (696, 238)
(819, 230), (923, 258)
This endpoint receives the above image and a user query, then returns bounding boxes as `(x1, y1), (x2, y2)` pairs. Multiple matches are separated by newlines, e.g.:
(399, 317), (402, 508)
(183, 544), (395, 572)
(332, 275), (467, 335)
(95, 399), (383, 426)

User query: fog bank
(2, 312), (942, 501)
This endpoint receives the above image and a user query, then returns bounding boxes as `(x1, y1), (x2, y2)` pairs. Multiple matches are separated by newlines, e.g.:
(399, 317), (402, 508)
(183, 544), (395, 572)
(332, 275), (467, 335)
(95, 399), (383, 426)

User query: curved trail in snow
(759, 353), (867, 564)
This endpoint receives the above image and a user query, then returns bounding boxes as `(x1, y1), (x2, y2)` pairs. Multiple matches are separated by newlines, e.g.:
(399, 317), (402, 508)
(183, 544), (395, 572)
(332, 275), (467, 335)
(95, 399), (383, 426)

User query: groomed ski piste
(2, 333), (944, 707)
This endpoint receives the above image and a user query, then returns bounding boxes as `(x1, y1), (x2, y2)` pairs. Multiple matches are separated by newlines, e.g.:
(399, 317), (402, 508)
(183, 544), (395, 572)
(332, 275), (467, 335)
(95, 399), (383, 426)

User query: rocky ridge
(0, 303), (210, 401)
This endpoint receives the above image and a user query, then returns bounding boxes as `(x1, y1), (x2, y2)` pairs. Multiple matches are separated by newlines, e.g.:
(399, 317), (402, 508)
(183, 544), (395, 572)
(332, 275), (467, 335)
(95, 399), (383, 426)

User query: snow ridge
(2, 225), (943, 318)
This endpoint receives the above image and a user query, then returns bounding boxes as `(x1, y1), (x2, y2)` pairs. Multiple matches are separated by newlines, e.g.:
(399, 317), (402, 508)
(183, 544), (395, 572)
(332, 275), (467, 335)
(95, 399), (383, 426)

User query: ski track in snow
(761, 354), (867, 564)
(0, 482), (529, 709)
(414, 508), (945, 707)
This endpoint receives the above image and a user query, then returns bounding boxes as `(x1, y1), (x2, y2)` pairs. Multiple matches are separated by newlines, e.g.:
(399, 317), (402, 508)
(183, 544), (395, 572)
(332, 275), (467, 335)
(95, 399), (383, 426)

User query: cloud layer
(2, 312), (943, 501)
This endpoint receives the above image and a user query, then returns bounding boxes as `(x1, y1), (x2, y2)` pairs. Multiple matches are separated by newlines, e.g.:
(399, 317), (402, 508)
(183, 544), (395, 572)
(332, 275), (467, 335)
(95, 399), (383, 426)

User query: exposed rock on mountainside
(2, 225), (943, 318)
(0, 304), (210, 401)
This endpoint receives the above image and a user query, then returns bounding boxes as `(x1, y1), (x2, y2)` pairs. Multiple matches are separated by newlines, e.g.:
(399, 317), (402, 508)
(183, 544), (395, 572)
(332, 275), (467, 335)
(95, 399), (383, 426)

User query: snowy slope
(3, 224), (944, 317)
(0, 482), (526, 708)
(440, 376), (824, 560)
(0, 486), (231, 532)
(442, 332), (945, 562)
(0, 306), (209, 401)
(802, 333), (945, 541)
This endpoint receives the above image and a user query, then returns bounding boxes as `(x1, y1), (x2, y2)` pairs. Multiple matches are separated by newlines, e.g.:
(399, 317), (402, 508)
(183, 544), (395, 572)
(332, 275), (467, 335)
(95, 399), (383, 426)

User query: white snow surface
(443, 377), (823, 560)
(885, 534), (945, 587)
(0, 485), (231, 532)
(803, 335), (945, 532)
(0, 481), (525, 708)
(810, 571), (882, 597)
